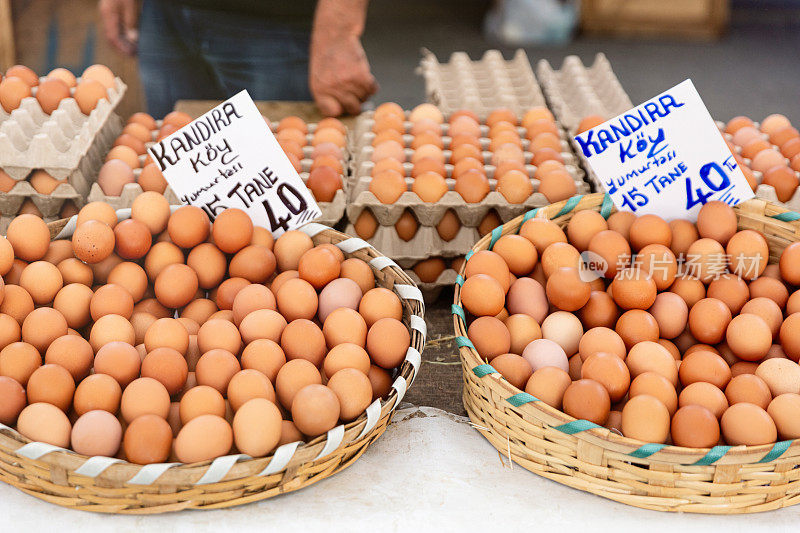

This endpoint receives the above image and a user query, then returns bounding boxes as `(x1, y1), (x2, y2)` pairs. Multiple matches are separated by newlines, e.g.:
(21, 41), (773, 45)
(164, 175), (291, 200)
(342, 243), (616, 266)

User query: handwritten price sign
(148, 91), (321, 237)
(575, 79), (753, 221)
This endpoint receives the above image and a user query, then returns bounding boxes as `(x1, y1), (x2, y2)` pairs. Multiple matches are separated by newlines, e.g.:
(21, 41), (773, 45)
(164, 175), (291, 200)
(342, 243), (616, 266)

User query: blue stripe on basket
(451, 304), (465, 323)
(771, 211), (800, 222)
(455, 274), (464, 286)
(758, 440), (793, 463)
(489, 226), (503, 250)
(599, 193), (614, 219)
(553, 419), (601, 435)
(628, 443), (667, 459)
(692, 445), (732, 466)
(521, 208), (539, 225)
(506, 392), (539, 406)
(553, 195), (583, 218)
(465, 250), (474, 262)
(472, 364), (497, 377)
(456, 336), (475, 349)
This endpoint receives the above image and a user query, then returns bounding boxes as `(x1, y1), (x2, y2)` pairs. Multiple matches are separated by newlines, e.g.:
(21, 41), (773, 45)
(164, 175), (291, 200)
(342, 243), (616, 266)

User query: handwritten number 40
(263, 183), (307, 233)
(685, 162), (731, 210)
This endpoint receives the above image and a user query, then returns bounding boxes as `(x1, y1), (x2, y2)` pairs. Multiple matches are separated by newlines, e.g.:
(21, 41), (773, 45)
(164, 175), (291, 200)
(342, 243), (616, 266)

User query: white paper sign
(147, 90), (321, 237)
(575, 79), (753, 221)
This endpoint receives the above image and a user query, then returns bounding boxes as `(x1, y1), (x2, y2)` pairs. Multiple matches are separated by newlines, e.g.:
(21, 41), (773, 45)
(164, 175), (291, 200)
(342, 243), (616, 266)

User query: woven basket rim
(454, 192), (800, 466)
(0, 216), (425, 492)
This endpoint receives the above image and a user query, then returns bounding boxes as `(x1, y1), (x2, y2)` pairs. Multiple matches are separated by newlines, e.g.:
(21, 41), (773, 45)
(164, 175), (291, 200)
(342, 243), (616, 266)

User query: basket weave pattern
(454, 193), (800, 513)
(0, 220), (425, 514)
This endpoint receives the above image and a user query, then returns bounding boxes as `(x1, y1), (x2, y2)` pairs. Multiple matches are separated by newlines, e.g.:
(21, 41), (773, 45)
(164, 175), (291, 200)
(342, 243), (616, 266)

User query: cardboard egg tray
(536, 54), (632, 189)
(0, 112), (122, 221)
(717, 120), (800, 212)
(0, 77), (127, 174)
(404, 267), (458, 304)
(345, 222), (478, 264)
(417, 48), (546, 120)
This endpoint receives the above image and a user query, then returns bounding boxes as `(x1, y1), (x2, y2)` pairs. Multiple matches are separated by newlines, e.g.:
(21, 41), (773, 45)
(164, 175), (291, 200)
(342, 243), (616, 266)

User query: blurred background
(1, 0), (798, 121)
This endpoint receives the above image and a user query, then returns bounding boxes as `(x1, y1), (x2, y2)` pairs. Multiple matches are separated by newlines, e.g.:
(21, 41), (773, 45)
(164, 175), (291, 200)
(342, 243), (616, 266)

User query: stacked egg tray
(417, 48), (546, 120)
(88, 119), (348, 226)
(0, 77), (126, 231)
(346, 111), (589, 302)
(536, 54), (633, 189)
(718, 120), (800, 211)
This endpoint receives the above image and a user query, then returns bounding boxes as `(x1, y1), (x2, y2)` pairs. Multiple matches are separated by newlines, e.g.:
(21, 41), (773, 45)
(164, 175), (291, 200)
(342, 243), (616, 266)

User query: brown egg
(578, 327), (626, 362)
(237, 309), (286, 347)
(17, 260), (62, 305)
(540, 242), (580, 278)
(750, 276), (789, 309)
(71, 219), (115, 265)
(179, 385), (225, 424)
(291, 384), (340, 436)
(141, 347), (188, 395)
(112, 219), (152, 260)
(195, 317), (241, 356)
(501, 314), (540, 355)
(625, 341), (678, 386)
(138, 163), (168, 193)
(696, 201), (738, 246)
(356, 288), (402, 329)
(768, 393), (800, 439)
(464, 251), (510, 292)
(6, 214), (50, 262)
(93, 341), (140, 388)
(723, 230), (768, 281)
(687, 298), (731, 345)
(725, 313), (772, 362)
(587, 230), (631, 278)
(544, 267), (590, 312)
(25, 364), (74, 411)
(271, 278), (317, 323)
(97, 158), (136, 195)
(190, 350), (241, 397)
(665, 219), (697, 259)
(295, 247), (339, 290)
(725, 373), (771, 409)
(565, 210), (608, 252)
(762, 165), (799, 202)
(123, 414), (172, 464)
(678, 381), (728, 419)
(706, 274), (749, 315)
(119, 376), (171, 424)
(490, 236), (536, 278)
(366, 318), (410, 369)
(467, 316), (511, 360)
(154, 264), (198, 309)
(239, 340), (284, 384)
(0, 76), (32, 112)
(271, 231), (313, 272)
(45, 335), (93, 381)
(669, 276), (705, 310)
(562, 379), (610, 425)
(232, 398), (282, 457)
(17, 403), (71, 447)
(610, 269), (657, 310)
(413, 257), (446, 283)
(461, 274), (505, 317)
(327, 368), (372, 421)
(210, 208), (252, 255)
(167, 206), (210, 248)
(756, 357), (800, 396)
(621, 394), (670, 443)
(212, 277), (249, 311)
(521, 366), (569, 409)
(629, 372), (678, 415)
(226, 369), (275, 412)
(0, 376), (26, 424)
(779, 241), (800, 286)
(73, 374), (121, 416)
(629, 214), (671, 251)
(87, 314), (134, 354)
(679, 350), (731, 389)
(578, 291), (619, 330)
(0, 313), (21, 352)
(71, 410), (123, 457)
(581, 352), (630, 402)
(721, 402), (777, 445)
(20, 307), (67, 354)
(143, 242), (184, 283)
(671, 405), (719, 448)
(88, 284), (133, 321)
(280, 318), (326, 366)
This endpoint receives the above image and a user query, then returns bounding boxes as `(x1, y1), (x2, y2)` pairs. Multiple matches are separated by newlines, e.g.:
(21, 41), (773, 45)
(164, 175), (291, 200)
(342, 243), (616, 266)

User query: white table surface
(1, 406), (798, 532)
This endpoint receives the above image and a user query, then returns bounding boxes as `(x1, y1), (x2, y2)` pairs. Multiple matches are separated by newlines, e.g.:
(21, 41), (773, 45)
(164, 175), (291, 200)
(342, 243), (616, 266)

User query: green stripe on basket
(506, 392), (539, 406)
(599, 193), (614, 219)
(455, 274), (464, 286)
(771, 211), (800, 222)
(456, 336), (475, 349)
(628, 443), (667, 458)
(521, 208), (539, 225)
(451, 304), (465, 323)
(553, 419), (601, 434)
(692, 445), (732, 465)
(465, 250), (474, 262)
(553, 195), (583, 218)
(488, 226), (503, 249)
(758, 440), (793, 463)
(472, 364), (497, 377)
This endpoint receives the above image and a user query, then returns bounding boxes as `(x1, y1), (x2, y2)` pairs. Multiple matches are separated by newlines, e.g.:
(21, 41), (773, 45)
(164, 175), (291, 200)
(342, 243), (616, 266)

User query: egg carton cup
(346, 174), (590, 227)
(0, 77), (127, 170)
(536, 54), (632, 134)
(345, 222), (478, 264)
(0, 180), (84, 219)
(416, 48), (546, 120)
(404, 267), (457, 304)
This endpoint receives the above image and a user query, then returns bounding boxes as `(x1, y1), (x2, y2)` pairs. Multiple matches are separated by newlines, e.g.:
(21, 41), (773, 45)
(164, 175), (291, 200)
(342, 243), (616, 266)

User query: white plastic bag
(484, 0), (578, 45)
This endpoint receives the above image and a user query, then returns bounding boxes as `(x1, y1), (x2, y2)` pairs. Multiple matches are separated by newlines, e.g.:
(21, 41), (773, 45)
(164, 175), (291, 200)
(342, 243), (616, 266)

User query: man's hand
(309, 0), (377, 117)
(99, 0), (140, 55)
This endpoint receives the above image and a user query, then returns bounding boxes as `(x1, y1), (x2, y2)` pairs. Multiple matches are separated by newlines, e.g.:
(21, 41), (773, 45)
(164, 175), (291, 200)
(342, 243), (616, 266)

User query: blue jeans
(138, 0), (312, 117)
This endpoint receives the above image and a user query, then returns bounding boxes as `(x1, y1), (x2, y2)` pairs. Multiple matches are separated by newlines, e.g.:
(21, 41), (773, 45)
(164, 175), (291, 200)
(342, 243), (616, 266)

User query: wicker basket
(454, 192), (800, 514)
(0, 216), (425, 514)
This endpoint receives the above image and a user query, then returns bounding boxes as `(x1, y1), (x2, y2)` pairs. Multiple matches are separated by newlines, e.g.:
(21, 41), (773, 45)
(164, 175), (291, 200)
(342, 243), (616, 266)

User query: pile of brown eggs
(353, 103), (579, 244)
(461, 200), (800, 448)
(0, 199), (410, 464)
(724, 114), (800, 201)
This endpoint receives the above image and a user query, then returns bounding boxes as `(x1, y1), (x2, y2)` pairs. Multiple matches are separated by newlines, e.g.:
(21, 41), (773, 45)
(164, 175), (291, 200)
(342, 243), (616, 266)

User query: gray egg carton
(345, 222), (479, 265)
(0, 77), (127, 173)
(417, 48), (546, 120)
